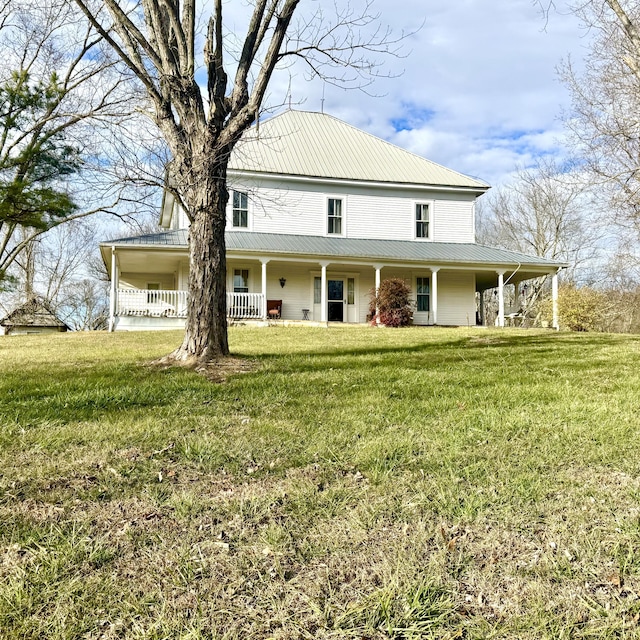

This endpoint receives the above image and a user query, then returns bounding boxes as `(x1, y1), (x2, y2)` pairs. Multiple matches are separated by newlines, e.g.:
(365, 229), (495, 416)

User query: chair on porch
(266, 299), (282, 320)
(501, 306), (526, 327)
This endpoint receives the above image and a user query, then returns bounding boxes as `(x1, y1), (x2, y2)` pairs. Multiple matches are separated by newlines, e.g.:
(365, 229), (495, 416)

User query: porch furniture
(267, 299), (282, 319)
(302, 308), (310, 320)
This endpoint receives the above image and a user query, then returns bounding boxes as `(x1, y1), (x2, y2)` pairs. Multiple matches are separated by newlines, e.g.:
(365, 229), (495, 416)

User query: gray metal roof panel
(226, 232), (565, 267)
(104, 229), (189, 246)
(103, 229), (566, 269)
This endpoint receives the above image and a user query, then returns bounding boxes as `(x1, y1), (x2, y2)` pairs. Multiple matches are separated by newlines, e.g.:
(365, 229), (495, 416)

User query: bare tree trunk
(71, 0), (396, 366)
(172, 161), (229, 362)
(22, 230), (35, 300)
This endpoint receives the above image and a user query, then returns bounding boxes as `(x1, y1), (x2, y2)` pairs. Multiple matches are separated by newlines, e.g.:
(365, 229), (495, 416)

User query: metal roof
(106, 229), (189, 246)
(103, 230), (565, 269)
(227, 110), (489, 191)
(0, 297), (69, 329)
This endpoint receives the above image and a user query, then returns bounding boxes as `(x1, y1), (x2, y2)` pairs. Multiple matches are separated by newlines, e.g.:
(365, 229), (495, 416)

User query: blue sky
(263, 0), (589, 188)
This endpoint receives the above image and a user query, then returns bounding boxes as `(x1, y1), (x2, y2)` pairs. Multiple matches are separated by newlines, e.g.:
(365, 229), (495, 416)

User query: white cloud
(266, 0), (589, 188)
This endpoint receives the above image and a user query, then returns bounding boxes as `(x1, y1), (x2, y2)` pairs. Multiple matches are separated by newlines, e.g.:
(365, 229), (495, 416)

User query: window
(233, 269), (249, 293)
(314, 277), (321, 304)
(233, 191), (248, 228)
(416, 277), (430, 312)
(416, 203), (430, 238)
(328, 198), (343, 235)
(347, 278), (355, 304)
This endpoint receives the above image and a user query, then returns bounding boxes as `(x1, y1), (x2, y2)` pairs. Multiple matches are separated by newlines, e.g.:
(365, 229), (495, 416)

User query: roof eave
(227, 168), (490, 195)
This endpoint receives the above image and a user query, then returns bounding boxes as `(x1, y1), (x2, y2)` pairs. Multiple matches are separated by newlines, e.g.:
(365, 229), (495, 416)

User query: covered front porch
(100, 230), (566, 332)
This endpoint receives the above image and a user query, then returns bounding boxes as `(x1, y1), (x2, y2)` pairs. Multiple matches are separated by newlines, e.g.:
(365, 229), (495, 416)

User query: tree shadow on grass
(239, 330), (640, 377)
(3, 330), (638, 431)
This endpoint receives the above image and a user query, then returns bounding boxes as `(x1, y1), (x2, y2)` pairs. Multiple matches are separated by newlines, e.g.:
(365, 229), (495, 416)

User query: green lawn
(1, 326), (640, 639)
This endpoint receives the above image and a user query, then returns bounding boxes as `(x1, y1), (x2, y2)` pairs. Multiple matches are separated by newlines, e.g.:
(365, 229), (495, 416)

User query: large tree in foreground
(72, 0), (396, 363)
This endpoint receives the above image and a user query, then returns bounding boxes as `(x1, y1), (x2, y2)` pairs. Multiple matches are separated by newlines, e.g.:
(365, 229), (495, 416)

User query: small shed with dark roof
(0, 298), (69, 336)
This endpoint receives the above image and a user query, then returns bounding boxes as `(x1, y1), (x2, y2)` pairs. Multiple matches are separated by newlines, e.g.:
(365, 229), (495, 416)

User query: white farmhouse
(101, 110), (564, 330)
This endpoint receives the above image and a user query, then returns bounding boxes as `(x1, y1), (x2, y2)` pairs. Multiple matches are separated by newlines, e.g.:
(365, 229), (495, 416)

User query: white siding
(120, 273), (175, 290)
(170, 204), (189, 230)
(226, 260), (320, 320)
(224, 177), (478, 243)
(345, 193), (412, 241)
(263, 264), (313, 320)
(375, 268), (476, 326)
(227, 184), (325, 236)
(433, 199), (475, 243)
(437, 271), (477, 326)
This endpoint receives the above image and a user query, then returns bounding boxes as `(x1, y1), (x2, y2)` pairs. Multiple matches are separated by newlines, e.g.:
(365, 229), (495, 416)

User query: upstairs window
(416, 203), (430, 238)
(328, 198), (343, 235)
(233, 191), (248, 228)
(416, 277), (430, 312)
(233, 269), (249, 293)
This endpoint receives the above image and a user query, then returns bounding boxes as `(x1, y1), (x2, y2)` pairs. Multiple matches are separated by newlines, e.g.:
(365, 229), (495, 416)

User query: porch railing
(118, 289), (188, 317)
(227, 292), (264, 319)
(117, 289), (265, 320)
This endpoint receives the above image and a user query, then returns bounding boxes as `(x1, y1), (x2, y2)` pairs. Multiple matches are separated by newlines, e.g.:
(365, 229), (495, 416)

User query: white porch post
(320, 261), (329, 323)
(431, 267), (439, 325)
(373, 263), (382, 321)
(109, 246), (118, 331)
(108, 246), (118, 332)
(260, 259), (270, 320)
(552, 271), (559, 330)
(497, 270), (505, 327)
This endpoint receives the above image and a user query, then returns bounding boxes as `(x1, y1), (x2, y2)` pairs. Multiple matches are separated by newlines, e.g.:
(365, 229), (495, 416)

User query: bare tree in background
(0, 0), (162, 294)
(478, 160), (599, 277)
(540, 1), (640, 230)
(72, 0), (401, 363)
(0, 220), (110, 330)
(477, 160), (600, 319)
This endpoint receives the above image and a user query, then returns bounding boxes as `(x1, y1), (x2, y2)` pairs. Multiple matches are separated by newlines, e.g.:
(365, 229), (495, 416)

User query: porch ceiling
(475, 269), (552, 291)
(101, 246), (187, 277)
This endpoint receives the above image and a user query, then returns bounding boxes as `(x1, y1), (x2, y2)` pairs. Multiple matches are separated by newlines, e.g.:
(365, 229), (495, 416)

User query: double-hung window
(233, 269), (249, 293)
(233, 191), (248, 228)
(416, 277), (430, 312)
(416, 203), (430, 239)
(327, 198), (343, 235)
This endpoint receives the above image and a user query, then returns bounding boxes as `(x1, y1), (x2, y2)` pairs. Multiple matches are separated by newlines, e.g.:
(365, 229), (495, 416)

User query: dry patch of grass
(149, 354), (258, 383)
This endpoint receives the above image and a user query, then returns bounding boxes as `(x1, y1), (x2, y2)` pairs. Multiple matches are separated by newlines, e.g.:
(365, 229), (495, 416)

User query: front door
(328, 279), (344, 322)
